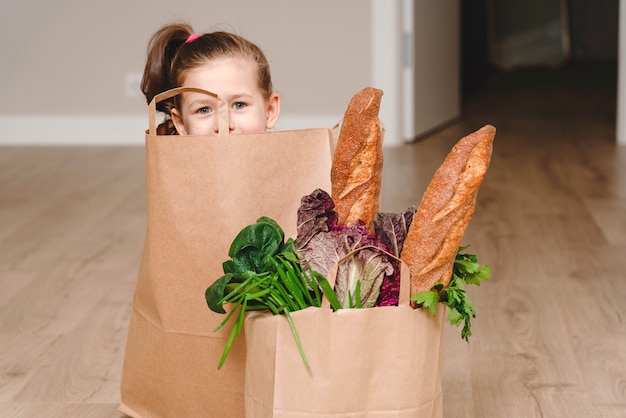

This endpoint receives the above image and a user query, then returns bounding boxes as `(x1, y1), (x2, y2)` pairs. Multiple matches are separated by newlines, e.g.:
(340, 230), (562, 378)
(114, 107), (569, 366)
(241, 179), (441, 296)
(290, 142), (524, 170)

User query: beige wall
(1, 0), (370, 120)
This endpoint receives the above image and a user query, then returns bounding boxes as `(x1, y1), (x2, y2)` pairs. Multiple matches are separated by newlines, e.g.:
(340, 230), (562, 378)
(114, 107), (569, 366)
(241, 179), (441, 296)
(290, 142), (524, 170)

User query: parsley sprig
(411, 246), (490, 342)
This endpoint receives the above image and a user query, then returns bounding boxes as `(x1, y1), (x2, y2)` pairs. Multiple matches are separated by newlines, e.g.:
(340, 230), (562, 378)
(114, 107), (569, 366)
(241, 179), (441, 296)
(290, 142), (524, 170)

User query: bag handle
(148, 86), (230, 136)
(322, 245), (410, 309)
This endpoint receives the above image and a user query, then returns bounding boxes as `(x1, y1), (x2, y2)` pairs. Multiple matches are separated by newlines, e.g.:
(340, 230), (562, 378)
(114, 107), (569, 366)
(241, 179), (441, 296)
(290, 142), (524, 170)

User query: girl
(141, 23), (280, 135)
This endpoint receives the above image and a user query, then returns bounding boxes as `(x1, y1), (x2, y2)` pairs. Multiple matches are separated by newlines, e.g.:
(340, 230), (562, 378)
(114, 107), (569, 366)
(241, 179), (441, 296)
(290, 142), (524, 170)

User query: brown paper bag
(118, 87), (334, 417)
(243, 256), (446, 417)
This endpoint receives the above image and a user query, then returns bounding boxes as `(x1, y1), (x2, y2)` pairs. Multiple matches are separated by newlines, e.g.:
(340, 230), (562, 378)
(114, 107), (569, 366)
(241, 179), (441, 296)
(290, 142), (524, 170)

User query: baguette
(400, 125), (496, 299)
(330, 87), (384, 232)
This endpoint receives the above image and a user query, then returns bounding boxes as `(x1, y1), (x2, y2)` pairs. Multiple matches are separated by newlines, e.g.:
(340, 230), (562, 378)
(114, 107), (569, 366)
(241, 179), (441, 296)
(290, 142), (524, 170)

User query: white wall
(0, 0), (374, 145)
(1, 0), (463, 147)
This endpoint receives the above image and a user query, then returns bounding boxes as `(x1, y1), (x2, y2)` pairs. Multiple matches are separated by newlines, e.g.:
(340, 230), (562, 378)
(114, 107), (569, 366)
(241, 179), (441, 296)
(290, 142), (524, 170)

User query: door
(372, 0), (460, 145)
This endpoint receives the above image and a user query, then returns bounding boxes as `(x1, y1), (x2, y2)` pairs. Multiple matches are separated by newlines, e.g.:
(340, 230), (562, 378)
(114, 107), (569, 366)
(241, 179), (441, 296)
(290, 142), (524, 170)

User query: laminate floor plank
(1, 147), (145, 417)
(2, 402), (121, 418)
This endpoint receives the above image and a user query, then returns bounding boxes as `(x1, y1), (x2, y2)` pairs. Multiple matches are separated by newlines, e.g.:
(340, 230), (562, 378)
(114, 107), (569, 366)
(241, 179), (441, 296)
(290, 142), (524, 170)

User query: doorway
(460, 0), (619, 140)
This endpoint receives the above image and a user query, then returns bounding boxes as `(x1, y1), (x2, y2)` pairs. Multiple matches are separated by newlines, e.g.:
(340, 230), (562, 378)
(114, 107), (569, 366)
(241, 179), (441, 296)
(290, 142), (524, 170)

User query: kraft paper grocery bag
(118, 87), (334, 418)
(243, 257), (445, 418)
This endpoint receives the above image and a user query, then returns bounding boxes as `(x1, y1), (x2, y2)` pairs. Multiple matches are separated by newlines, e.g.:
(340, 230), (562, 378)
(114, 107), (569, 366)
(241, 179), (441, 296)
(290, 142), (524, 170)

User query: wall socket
(124, 73), (143, 98)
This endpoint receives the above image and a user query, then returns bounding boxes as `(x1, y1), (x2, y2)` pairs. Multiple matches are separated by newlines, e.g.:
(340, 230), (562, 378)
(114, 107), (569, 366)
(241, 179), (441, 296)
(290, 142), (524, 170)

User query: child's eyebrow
(189, 99), (213, 105)
(225, 93), (254, 101)
(186, 97), (218, 108)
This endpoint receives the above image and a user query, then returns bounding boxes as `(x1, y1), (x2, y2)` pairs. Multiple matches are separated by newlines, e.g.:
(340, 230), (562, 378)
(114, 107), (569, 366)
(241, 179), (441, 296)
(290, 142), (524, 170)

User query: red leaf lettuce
(295, 189), (415, 308)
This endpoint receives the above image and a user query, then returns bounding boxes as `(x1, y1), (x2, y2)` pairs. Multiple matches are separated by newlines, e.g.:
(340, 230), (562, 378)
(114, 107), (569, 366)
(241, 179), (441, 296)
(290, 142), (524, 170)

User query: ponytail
(141, 23), (193, 114)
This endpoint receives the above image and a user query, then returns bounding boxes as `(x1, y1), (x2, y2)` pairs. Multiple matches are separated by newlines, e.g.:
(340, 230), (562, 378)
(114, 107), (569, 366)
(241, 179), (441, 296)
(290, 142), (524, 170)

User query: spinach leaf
(228, 216), (284, 273)
(205, 273), (236, 314)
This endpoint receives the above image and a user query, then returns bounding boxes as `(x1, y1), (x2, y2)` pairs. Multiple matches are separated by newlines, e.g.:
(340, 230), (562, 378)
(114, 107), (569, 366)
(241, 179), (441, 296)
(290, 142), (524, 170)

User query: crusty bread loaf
(400, 125), (496, 299)
(330, 87), (384, 232)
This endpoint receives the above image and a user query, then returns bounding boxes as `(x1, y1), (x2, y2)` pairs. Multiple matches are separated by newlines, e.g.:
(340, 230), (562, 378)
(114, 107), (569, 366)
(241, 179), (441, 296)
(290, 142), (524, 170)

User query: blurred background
(0, 0), (620, 146)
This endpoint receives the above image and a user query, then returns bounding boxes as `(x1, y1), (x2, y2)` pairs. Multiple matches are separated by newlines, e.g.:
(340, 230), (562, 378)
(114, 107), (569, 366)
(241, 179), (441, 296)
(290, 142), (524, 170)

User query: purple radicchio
(373, 208), (416, 306)
(295, 189), (399, 308)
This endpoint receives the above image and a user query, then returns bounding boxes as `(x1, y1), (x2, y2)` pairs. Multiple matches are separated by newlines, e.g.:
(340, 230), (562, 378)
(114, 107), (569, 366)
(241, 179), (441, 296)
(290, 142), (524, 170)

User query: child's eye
(232, 102), (246, 110)
(196, 106), (212, 115)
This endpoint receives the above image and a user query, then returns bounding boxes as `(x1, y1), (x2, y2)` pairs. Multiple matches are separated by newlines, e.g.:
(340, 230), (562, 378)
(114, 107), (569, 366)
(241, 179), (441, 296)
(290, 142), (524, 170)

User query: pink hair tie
(185, 33), (201, 43)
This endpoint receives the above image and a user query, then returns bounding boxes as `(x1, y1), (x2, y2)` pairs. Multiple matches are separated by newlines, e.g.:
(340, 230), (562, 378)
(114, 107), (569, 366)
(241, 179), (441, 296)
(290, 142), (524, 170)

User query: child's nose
(212, 118), (220, 134)
(228, 113), (235, 133)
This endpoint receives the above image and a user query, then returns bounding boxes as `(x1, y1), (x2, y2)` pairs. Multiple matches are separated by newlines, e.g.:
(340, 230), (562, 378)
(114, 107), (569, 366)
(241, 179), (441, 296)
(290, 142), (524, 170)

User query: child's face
(171, 58), (280, 135)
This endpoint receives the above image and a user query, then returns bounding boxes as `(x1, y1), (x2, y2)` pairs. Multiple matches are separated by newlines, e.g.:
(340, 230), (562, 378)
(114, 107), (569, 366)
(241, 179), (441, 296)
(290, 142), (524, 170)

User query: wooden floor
(1, 61), (625, 417)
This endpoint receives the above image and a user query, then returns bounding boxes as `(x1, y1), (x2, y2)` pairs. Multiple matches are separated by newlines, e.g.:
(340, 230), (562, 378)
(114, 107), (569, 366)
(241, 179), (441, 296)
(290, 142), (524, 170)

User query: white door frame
(371, 0), (409, 147)
(371, 0), (460, 146)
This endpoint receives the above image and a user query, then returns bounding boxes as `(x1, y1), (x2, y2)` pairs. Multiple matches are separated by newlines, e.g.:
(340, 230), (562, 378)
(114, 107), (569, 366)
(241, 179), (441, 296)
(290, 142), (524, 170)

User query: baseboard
(0, 114), (341, 146)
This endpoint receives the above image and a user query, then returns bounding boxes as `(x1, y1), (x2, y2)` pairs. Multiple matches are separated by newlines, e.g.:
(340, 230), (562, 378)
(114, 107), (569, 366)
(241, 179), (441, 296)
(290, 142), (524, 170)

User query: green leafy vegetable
(411, 246), (490, 342)
(206, 217), (340, 369)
